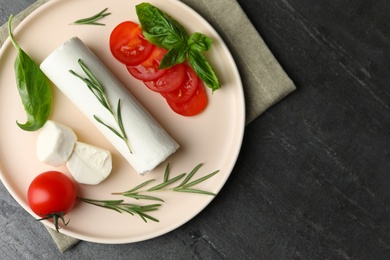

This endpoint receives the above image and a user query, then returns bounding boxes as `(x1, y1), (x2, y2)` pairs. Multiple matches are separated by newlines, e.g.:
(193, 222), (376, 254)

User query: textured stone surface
(1, 0), (390, 259)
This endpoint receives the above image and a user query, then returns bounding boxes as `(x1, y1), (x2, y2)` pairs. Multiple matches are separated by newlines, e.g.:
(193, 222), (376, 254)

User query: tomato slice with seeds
(144, 63), (186, 93)
(166, 80), (208, 116)
(161, 64), (199, 103)
(109, 21), (155, 66)
(127, 46), (168, 81)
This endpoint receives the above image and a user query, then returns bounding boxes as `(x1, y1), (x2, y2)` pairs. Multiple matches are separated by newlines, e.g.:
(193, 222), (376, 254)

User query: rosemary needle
(71, 8), (111, 26)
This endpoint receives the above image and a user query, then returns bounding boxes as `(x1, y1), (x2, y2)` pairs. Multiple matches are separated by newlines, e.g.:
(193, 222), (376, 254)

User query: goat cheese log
(40, 37), (179, 175)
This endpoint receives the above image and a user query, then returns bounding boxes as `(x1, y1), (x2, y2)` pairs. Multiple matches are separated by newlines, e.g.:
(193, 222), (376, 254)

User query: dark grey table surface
(1, 0), (389, 259)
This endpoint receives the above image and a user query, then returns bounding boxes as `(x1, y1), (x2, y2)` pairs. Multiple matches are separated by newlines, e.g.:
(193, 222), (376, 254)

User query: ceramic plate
(0, 0), (245, 243)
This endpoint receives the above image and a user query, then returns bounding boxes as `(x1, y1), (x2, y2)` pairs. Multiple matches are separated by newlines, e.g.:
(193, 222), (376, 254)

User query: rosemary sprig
(69, 59), (133, 153)
(112, 163), (220, 202)
(71, 8), (111, 26)
(78, 198), (160, 223)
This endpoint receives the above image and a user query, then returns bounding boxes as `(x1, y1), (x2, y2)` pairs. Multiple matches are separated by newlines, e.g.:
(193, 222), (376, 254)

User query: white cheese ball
(36, 120), (77, 166)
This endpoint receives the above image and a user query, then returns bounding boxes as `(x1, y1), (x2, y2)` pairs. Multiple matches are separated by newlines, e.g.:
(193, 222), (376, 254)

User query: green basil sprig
(135, 3), (221, 92)
(8, 15), (51, 131)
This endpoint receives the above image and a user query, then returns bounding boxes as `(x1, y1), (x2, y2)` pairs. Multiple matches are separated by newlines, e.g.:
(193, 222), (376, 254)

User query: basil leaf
(8, 15), (51, 131)
(188, 49), (220, 92)
(159, 45), (188, 69)
(136, 3), (188, 50)
(188, 32), (213, 52)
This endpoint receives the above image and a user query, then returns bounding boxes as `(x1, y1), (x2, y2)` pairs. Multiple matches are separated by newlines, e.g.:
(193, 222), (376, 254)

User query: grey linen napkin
(0, 0), (296, 253)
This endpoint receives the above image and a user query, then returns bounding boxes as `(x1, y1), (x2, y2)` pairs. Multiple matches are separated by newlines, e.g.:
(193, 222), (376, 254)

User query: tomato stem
(36, 212), (69, 232)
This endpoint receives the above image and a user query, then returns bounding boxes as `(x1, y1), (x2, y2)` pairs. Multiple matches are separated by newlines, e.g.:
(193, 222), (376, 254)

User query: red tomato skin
(166, 80), (208, 116)
(127, 46), (168, 81)
(144, 63), (186, 93)
(161, 64), (199, 103)
(27, 171), (76, 217)
(110, 21), (155, 66)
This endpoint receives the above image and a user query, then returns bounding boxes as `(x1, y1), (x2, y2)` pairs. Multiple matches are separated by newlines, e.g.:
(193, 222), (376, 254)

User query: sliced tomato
(110, 21), (155, 66)
(166, 80), (208, 116)
(144, 63), (186, 93)
(161, 64), (199, 103)
(127, 46), (168, 81)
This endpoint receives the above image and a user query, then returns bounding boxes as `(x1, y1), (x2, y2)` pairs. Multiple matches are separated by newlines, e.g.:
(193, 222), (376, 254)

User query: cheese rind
(40, 37), (179, 175)
(36, 120), (77, 166)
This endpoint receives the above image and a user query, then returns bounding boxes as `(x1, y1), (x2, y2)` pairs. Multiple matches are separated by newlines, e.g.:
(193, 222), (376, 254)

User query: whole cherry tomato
(27, 171), (76, 232)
